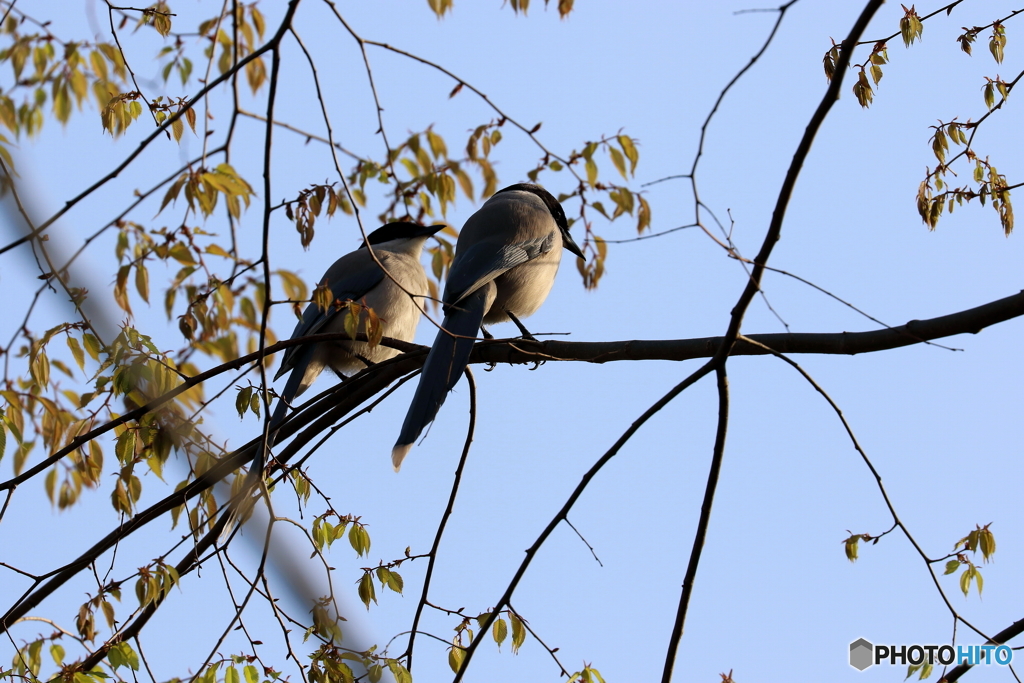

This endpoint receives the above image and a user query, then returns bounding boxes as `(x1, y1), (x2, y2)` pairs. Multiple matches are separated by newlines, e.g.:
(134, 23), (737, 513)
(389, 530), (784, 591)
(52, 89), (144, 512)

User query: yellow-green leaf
(66, 336), (85, 371)
(358, 572), (376, 609)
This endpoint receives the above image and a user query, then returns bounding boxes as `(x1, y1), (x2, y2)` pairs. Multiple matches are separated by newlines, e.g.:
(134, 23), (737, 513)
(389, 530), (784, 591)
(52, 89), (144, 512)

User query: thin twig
(661, 364), (729, 683)
(564, 517), (602, 567)
(451, 358), (717, 682)
(406, 367), (477, 671)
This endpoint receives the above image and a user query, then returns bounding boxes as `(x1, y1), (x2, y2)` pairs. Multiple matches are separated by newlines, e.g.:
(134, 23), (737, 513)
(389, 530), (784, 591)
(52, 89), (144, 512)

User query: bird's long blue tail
(392, 286), (489, 470)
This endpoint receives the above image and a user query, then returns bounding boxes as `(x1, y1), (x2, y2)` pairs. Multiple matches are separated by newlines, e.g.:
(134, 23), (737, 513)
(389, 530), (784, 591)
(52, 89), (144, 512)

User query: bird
(221, 220), (444, 540)
(269, 220), (446, 431)
(391, 183), (585, 470)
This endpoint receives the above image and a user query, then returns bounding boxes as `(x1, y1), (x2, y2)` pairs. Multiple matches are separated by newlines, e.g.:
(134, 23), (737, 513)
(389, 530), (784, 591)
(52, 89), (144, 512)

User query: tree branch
(5, 286), (1021, 494)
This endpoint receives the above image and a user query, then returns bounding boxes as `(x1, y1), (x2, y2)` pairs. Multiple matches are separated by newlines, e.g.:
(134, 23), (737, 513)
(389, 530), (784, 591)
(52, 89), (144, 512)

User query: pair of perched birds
(270, 182), (585, 471)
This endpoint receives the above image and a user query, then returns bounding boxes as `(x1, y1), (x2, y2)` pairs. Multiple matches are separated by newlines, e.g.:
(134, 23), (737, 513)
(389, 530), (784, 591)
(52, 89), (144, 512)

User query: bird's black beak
(562, 230), (586, 260)
(422, 223), (448, 237)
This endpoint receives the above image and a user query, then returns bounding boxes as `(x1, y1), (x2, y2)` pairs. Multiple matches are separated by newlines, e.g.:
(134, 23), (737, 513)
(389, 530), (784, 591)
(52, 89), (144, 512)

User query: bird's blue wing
(275, 259), (387, 380)
(442, 231), (556, 307)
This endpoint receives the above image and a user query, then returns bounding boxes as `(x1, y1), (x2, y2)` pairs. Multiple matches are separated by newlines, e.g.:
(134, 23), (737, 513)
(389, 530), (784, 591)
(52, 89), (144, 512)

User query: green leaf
(30, 351), (50, 387)
(108, 644), (126, 670)
(870, 64), (883, 86)
(343, 303), (360, 340)
(510, 612), (526, 653)
(492, 616), (508, 646)
(448, 647), (464, 673)
(617, 134), (638, 173)
(608, 146), (626, 179)
(100, 600), (115, 628)
(120, 642), (140, 671)
(427, 128), (447, 159)
(135, 264), (150, 303)
(979, 525), (996, 561)
(385, 659), (411, 683)
(115, 430), (136, 464)
(989, 24), (1006, 63)
(844, 535), (859, 562)
(358, 572), (377, 609)
(108, 642), (139, 671)
(349, 524), (370, 556)
(235, 386), (252, 419)
(45, 468), (56, 504)
(67, 335), (86, 371)
(585, 158), (598, 187)
(386, 570), (403, 594)
(153, 11), (172, 37)
(168, 242), (196, 265)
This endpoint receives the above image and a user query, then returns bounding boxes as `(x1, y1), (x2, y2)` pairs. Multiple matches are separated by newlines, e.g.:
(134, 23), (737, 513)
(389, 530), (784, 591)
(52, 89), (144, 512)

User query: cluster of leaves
(567, 664), (607, 683)
(107, 213), (301, 369)
(516, 133), (647, 289)
(849, 42), (888, 108)
(74, 583), (123, 644)
(842, 529), (880, 562)
(161, 163), (255, 221)
(99, 328), (204, 516)
(446, 608), (529, 673)
(823, 5), (1020, 235)
(308, 647), (410, 683)
(915, 66), (1016, 235)
(293, 118), (649, 292)
(917, 151), (1014, 234)
(845, 523), (997, 601)
(356, 561), (405, 611)
(943, 524), (996, 598)
(9, 634), (109, 683)
(311, 512), (372, 557)
(198, 3), (268, 94)
(2, 322), (97, 478)
(284, 183), (355, 249)
(8, 607), (143, 683)
(429, 0), (576, 19)
(299, 515), (420, 683)
(192, 656), (277, 683)
(307, 510), (410, 616)
(0, 13), (130, 148)
(890, 525), (999, 680)
(2, 319), (204, 516)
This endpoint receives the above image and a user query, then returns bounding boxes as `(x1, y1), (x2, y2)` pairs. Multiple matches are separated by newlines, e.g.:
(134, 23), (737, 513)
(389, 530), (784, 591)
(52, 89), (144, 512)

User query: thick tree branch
(4, 287), (1021, 494)
(941, 618), (1024, 681)
(658, 2), (884, 679)
(475, 288), (1024, 366)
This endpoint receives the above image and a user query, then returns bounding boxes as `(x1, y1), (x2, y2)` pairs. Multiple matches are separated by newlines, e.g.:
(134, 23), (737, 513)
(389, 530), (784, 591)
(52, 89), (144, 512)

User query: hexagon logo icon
(850, 638), (874, 671)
